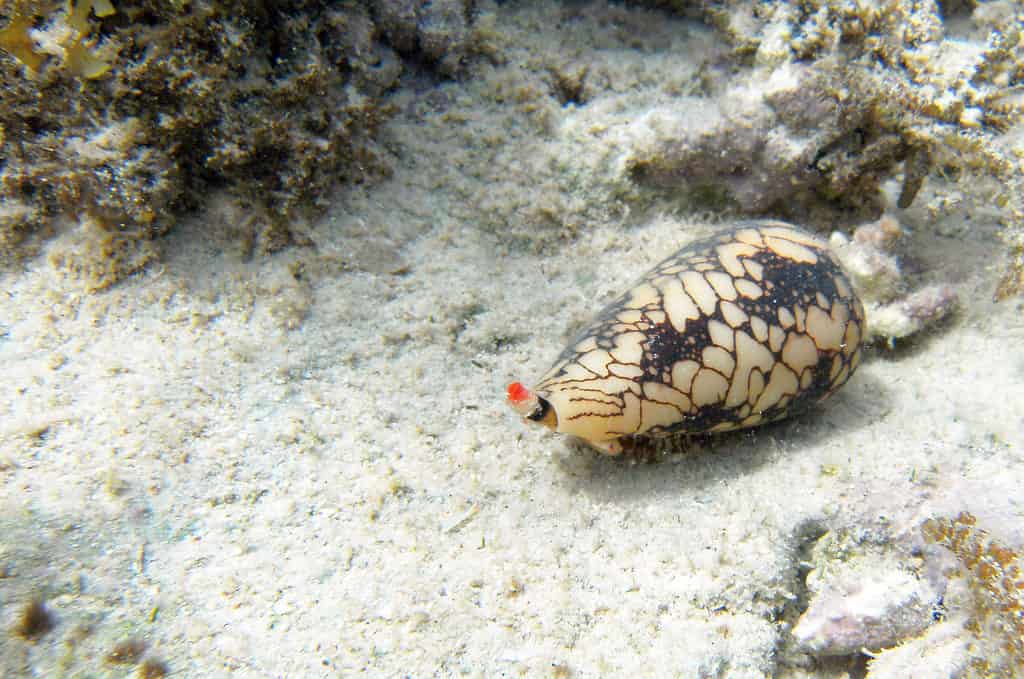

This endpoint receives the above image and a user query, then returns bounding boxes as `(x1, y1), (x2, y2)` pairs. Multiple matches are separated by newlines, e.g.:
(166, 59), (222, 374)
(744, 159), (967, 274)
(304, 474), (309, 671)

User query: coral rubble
(631, 0), (1024, 295)
(793, 558), (936, 657)
(829, 215), (959, 345)
(788, 527), (939, 664)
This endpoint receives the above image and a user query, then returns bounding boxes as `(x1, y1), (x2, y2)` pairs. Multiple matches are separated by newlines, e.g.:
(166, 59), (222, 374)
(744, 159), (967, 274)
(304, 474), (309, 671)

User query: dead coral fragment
(792, 560), (936, 656)
(923, 512), (1024, 672)
(830, 215), (959, 346)
(831, 216), (905, 304)
(867, 284), (959, 345)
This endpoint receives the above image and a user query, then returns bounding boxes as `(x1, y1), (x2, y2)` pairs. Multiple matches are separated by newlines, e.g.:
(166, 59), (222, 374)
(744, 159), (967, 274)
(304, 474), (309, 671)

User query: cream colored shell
(531, 221), (865, 451)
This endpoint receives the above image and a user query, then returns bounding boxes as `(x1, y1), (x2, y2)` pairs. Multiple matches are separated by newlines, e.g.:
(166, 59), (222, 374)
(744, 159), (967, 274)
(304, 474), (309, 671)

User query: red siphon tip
(507, 382), (531, 404)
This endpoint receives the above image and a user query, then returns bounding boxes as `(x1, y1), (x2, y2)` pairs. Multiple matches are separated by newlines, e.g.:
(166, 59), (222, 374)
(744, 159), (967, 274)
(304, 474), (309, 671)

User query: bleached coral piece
(831, 216), (959, 344)
(830, 216), (905, 304)
(793, 559), (937, 656)
(869, 285), (958, 343)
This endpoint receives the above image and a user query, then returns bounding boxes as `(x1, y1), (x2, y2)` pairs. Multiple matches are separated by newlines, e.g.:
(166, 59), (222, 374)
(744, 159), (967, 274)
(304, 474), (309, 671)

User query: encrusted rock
(793, 553), (937, 656)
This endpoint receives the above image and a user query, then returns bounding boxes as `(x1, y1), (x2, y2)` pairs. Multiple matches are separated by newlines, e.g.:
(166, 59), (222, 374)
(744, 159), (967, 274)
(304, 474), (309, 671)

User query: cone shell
(528, 221), (865, 451)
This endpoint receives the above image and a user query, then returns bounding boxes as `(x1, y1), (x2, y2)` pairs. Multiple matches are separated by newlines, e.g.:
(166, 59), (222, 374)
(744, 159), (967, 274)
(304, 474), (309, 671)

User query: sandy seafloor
(2, 2), (1024, 678)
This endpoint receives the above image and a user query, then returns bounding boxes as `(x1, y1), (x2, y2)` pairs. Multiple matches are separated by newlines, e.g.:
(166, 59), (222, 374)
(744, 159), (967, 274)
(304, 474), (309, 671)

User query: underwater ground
(2, 1), (1023, 676)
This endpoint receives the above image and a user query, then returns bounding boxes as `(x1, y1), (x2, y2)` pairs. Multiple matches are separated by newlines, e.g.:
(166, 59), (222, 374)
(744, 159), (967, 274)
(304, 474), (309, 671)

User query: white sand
(2, 2), (1022, 677)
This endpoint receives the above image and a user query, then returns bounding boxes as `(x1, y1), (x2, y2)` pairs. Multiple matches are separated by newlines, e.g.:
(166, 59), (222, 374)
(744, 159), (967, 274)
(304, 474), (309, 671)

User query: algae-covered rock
(0, 0), (479, 288)
(620, 61), (904, 222)
(636, 0), (1024, 296)
(472, 0), (1019, 258)
(369, 0), (474, 74)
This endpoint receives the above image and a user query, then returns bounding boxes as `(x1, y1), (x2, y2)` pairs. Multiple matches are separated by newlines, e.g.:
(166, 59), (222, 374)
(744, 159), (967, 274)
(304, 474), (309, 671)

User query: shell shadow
(552, 365), (892, 506)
